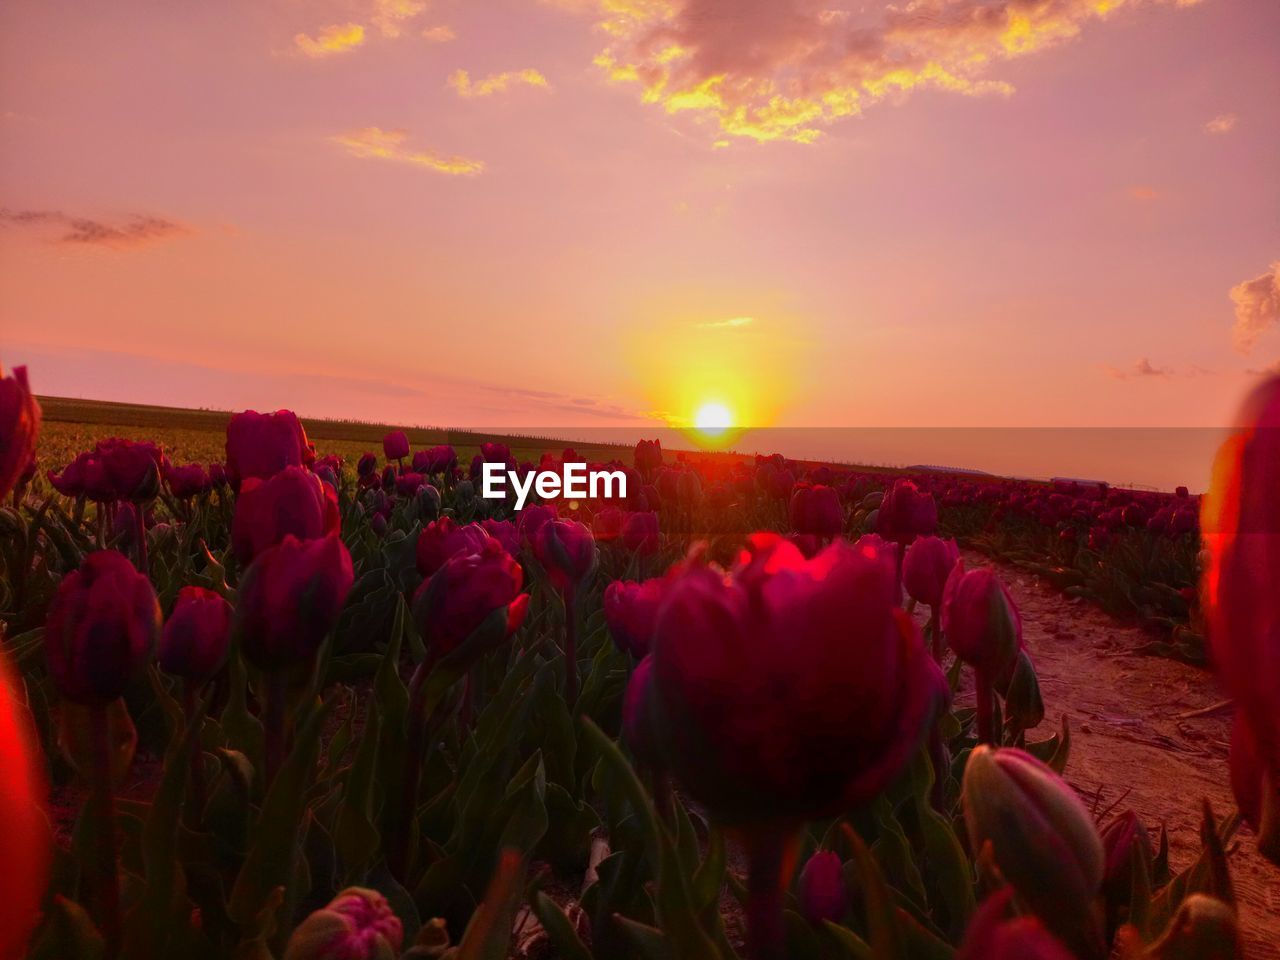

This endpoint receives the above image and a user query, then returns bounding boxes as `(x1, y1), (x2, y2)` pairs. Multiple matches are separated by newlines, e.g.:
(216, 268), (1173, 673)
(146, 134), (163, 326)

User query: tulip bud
(395, 471), (425, 498)
(45, 551), (160, 703)
(480, 518), (520, 556)
(903, 536), (960, 609)
(284, 887), (404, 960)
(232, 465), (340, 563)
(0, 365), (41, 502)
(789, 484), (843, 538)
(95, 437), (163, 501)
(164, 462), (210, 499)
(942, 565), (1021, 678)
(357, 452), (378, 478)
(996, 648), (1044, 732)
(876, 478), (938, 545)
(226, 409), (310, 487)
(159, 586), (232, 681)
(532, 519), (596, 593)
(604, 577), (666, 658)
(1138, 894), (1240, 960)
(796, 851), (847, 924)
(235, 535), (354, 669)
(962, 746), (1104, 955)
(592, 505), (625, 542)
(382, 431), (410, 462)
(622, 510), (660, 556)
(956, 889), (1074, 960)
(1099, 810), (1154, 928)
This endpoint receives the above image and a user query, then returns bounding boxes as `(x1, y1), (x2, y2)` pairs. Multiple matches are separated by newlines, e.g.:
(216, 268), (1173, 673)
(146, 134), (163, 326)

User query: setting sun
(694, 401), (734, 435)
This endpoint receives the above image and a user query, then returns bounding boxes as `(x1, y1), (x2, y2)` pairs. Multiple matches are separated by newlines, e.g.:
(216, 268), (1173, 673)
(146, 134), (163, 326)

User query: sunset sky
(2, 0), (1278, 457)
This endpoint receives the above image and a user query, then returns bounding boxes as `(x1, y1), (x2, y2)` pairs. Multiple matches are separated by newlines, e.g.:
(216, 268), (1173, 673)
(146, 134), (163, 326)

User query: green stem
(563, 585), (579, 705)
(89, 702), (122, 960)
(745, 829), (792, 960)
(976, 669), (995, 746)
(263, 671), (287, 790)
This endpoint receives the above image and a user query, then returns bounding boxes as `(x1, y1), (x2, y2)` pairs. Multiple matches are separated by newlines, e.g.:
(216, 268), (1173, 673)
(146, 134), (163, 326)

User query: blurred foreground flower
(0, 364), (41, 502)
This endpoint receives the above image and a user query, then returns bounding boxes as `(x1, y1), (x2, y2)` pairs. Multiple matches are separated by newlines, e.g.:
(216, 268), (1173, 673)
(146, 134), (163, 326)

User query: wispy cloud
(558, 0), (1201, 144)
(1127, 186), (1159, 201)
(371, 0), (427, 38)
(697, 316), (754, 329)
(1205, 113), (1238, 135)
(0, 207), (188, 247)
(330, 127), (484, 176)
(1105, 357), (1215, 380)
(448, 68), (549, 98)
(1230, 261), (1280, 353)
(422, 25), (455, 42)
(294, 22), (365, 58)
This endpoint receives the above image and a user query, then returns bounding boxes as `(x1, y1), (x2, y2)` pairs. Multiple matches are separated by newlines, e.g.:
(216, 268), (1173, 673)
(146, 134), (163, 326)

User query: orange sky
(2, 0), (1279, 471)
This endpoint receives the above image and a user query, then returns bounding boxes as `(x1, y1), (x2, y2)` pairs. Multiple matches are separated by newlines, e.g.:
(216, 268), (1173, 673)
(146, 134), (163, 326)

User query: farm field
(3, 378), (1276, 960)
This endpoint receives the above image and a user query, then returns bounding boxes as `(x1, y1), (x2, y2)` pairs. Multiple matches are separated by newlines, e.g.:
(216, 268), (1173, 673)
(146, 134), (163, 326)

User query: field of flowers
(1, 368), (1274, 960)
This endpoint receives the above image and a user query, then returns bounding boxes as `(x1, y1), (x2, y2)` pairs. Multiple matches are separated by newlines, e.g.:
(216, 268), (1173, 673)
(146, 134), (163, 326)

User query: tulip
(226, 409), (310, 487)
(592, 505), (625, 542)
(789, 484), (843, 538)
(164, 462), (209, 500)
(962, 746), (1105, 958)
(45, 551), (159, 954)
(1099, 810), (1154, 932)
(1202, 374), (1280, 863)
(0, 364), (41, 502)
(796, 851), (847, 925)
(650, 533), (935, 959)
(634, 437), (663, 475)
(416, 516), (493, 579)
(876, 478), (938, 547)
(159, 585), (231, 826)
(480, 518), (520, 556)
(357, 451), (378, 480)
(903, 536), (960, 659)
(942, 564), (1022, 743)
(0, 650), (50, 960)
(622, 510), (660, 561)
(533, 519), (596, 703)
(231, 465), (339, 563)
(48, 451), (89, 498)
(622, 655), (660, 770)
(414, 444), (457, 476)
(956, 889), (1074, 960)
(394, 471), (425, 497)
(518, 503), (556, 547)
(284, 887), (404, 960)
(604, 577), (666, 658)
(46, 551), (160, 704)
(412, 537), (527, 660)
(382, 430), (410, 464)
(159, 586), (232, 682)
(234, 535), (353, 785)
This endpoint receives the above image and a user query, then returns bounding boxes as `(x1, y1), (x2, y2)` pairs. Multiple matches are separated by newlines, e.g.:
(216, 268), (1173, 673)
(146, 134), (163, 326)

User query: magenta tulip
(159, 586), (232, 681)
(902, 536), (960, 609)
(232, 465), (340, 563)
(532, 519), (596, 593)
(876, 478), (938, 545)
(412, 537), (528, 660)
(383, 431), (410, 462)
(622, 510), (660, 557)
(956, 889), (1075, 960)
(789, 484), (843, 538)
(415, 516), (492, 578)
(226, 410), (311, 487)
(164, 462), (210, 499)
(604, 577), (666, 658)
(797, 851), (847, 925)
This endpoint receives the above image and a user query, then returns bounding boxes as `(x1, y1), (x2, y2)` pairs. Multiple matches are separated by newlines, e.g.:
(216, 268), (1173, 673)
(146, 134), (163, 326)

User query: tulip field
(1, 373), (1278, 960)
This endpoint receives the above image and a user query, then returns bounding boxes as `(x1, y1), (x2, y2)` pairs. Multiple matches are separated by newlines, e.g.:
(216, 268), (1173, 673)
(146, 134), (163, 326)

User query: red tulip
(383, 431), (410, 462)
(649, 532), (936, 824)
(876, 478), (938, 545)
(532, 519), (596, 593)
(0, 650), (50, 959)
(902, 536), (960, 609)
(0, 364), (41, 502)
(796, 851), (847, 924)
(95, 437), (164, 501)
(956, 890), (1074, 960)
(45, 551), (160, 704)
(592, 505), (625, 542)
(1202, 375), (1280, 862)
(789, 484), (843, 537)
(226, 409), (311, 487)
(941, 564), (1021, 678)
(159, 586), (232, 681)
(480, 518), (520, 556)
(604, 577), (666, 658)
(164, 462), (210, 499)
(412, 537), (527, 660)
(235, 535), (354, 670)
(232, 465), (340, 563)
(622, 510), (660, 556)
(415, 516), (492, 578)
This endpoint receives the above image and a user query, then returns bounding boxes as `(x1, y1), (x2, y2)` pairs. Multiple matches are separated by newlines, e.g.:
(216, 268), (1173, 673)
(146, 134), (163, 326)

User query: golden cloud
(294, 22), (366, 58)
(372, 0), (428, 38)
(448, 68), (550, 98)
(561, 0), (1200, 144)
(331, 127), (485, 176)
(1230, 262), (1280, 354)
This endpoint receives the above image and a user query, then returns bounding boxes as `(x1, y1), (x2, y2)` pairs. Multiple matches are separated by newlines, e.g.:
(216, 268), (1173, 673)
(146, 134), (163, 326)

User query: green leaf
(531, 891), (595, 960)
(455, 849), (526, 960)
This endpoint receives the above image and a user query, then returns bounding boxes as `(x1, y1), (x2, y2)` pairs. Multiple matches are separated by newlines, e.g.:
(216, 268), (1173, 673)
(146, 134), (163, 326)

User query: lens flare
(694, 402), (733, 436)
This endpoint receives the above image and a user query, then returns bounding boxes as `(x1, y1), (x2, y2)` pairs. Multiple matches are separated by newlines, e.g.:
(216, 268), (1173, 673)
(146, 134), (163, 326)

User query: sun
(694, 401), (734, 436)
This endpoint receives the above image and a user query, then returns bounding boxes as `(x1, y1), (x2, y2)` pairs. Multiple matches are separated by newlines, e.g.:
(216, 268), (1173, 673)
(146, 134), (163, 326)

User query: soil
(955, 550), (1280, 959)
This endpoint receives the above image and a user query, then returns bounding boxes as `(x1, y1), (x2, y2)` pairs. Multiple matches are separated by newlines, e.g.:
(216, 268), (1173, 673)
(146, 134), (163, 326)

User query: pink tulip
(902, 536), (960, 609)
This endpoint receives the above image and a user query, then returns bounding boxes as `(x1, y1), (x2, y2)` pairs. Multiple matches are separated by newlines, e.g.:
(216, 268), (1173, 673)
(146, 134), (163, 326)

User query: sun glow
(694, 401), (734, 436)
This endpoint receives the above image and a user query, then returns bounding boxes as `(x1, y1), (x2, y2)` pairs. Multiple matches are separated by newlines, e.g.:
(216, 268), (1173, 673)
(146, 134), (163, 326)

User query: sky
(1, 0), (1278, 483)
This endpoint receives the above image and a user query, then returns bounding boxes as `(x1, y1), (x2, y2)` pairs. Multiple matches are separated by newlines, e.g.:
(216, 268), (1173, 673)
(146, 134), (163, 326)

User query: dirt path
(956, 550), (1279, 958)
